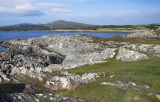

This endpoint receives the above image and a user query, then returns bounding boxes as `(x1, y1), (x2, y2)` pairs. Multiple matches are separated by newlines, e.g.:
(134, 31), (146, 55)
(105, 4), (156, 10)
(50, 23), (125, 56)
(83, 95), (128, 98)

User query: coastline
(48, 29), (134, 33)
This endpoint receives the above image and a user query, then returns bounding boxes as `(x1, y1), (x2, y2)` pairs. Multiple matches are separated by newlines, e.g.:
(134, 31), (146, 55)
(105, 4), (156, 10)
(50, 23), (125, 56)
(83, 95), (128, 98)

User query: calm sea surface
(0, 31), (128, 51)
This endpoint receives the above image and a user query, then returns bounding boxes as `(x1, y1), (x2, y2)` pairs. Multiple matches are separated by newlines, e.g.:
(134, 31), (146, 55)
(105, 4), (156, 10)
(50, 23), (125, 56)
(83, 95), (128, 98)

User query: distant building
(158, 27), (160, 30)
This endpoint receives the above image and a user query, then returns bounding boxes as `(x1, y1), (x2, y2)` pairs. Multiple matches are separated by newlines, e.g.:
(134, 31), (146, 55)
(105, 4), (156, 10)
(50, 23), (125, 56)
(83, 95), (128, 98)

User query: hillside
(0, 25), (50, 31)
(0, 20), (92, 31)
(43, 20), (91, 29)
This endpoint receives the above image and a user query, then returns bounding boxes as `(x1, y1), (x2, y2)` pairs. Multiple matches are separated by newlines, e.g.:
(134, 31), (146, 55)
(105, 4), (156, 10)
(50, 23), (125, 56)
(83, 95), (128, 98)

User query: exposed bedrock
(5, 93), (85, 102)
(124, 44), (160, 57)
(116, 47), (149, 61)
(125, 30), (156, 38)
(0, 34), (152, 83)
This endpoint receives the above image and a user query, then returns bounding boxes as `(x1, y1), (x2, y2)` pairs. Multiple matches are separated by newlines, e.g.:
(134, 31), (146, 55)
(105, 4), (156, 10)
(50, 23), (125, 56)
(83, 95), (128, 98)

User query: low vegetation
(92, 36), (160, 45)
(56, 53), (160, 102)
(96, 25), (160, 31)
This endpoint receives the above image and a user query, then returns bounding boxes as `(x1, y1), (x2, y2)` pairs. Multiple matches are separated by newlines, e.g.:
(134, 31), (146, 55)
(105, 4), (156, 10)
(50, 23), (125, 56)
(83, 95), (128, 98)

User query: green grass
(55, 54), (160, 102)
(96, 25), (160, 31)
(97, 27), (134, 30)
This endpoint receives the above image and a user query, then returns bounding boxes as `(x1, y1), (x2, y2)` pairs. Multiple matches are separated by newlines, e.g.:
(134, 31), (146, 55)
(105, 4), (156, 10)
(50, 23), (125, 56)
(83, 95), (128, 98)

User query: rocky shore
(49, 29), (134, 33)
(0, 32), (160, 102)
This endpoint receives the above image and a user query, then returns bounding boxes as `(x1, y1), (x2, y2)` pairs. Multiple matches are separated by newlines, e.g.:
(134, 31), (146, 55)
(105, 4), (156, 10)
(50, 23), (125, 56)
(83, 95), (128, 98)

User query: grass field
(56, 54), (160, 102)
(96, 25), (160, 31)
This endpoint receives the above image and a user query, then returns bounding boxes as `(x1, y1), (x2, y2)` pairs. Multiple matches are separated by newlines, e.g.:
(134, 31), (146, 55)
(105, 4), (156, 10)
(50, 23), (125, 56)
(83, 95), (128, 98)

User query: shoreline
(0, 29), (135, 33)
(48, 29), (134, 33)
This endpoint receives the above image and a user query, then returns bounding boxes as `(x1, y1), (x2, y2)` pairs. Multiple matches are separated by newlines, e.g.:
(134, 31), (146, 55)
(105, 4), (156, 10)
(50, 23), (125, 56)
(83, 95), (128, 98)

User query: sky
(0, 0), (160, 25)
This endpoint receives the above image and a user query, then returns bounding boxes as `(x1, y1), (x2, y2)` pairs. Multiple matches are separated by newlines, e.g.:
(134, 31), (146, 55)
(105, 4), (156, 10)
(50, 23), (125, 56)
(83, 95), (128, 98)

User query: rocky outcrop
(43, 48), (116, 72)
(0, 34), (154, 83)
(45, 71), (105, 90)
(116, 47), (149, 61)
(6, 93), (84, 102)
(126, 30), (156, 38)
(125, 44), (160, 57)
(0, 34), (114, 82)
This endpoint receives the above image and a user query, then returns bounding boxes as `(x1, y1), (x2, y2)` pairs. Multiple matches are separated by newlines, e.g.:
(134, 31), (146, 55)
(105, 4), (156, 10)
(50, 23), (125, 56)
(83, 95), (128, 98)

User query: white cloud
(0, 1), (72, 16)
(0, 0), (34, 7)
(52, 8), (72, 13)
(0, 4), (39, 15)
(37, 3), (66, 8)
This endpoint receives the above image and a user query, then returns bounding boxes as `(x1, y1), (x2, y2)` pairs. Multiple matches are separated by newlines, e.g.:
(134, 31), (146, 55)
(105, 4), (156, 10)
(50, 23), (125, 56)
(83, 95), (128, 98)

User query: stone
(35, 93), (85, 102)
(100, 82), (107, 85)
(0, 34), (114, 80)
(0, 69), (10, 81)
(106, 81), (138, 90)
(6, 93), (85, 102)
(43, 48), (116, 72)
(133, 96), (140, 100)
(7, 93), (39, 102)
(45, 72), (103, 90)
(125, 44), (160, 57)
(109, 75), (115, 78)
(116, 47), (149, 61)
(126, 30), (156, 38)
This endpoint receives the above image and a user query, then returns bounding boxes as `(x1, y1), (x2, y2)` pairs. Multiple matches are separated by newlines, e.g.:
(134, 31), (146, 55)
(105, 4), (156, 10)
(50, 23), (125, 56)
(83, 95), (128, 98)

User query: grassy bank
(1, 36), (160, 102)
(56, 54), (160, 102)
(96, 25), (160, 31)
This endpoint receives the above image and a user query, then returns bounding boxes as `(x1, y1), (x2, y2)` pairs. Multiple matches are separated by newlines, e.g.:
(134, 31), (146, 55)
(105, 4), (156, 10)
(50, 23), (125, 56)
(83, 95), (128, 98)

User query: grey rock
(43, 48), (116, 72)
(7, 93), (39, 102)
(6, 93), (85, 102)
(100, 82), (107, 85)
(11, 67), (44, 81)
(116, 47), (149, 61)
(105, 41), (129, 47)
(125, 44), (160, 57)
(35, 93), (85, 102)
(0, 34), (110, 80)
(106, 81), (138, 90)
(0, 69), (10, 81)
(106, 81), (150, 91)
(126, 30), (156, 38)
(45, 72), (103, 90)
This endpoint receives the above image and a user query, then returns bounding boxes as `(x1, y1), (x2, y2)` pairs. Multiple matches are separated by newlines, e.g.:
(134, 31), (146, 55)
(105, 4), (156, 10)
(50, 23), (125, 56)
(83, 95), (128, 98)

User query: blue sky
(0, 0), (160, 25)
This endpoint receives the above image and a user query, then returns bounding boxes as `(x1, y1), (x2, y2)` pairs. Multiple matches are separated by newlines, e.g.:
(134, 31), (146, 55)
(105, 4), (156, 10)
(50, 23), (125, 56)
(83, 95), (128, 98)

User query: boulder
(45, 72), (103, 90)
(6, 93), (85, 102)
(7, 93), (39, 102)
(116, 47), (149, 61)
(0, 69), (10, 81)
(126, 30), (156, 38)
(125, 44), (160, 57)
(43, 48), (116, 72)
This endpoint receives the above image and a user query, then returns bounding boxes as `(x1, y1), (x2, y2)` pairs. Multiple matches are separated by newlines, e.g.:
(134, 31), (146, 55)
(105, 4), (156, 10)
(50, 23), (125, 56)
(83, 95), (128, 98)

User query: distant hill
(43, 20), (91, 29)
(0, 20), (92, 31)
(17, 23), (34, 26)
(0, 25), (50, 31)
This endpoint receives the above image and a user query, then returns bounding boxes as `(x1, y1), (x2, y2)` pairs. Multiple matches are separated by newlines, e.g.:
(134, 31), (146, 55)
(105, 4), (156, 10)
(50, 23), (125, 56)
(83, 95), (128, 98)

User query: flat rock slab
(116, 47), (149, 61)
(125, 44), (160, 57)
